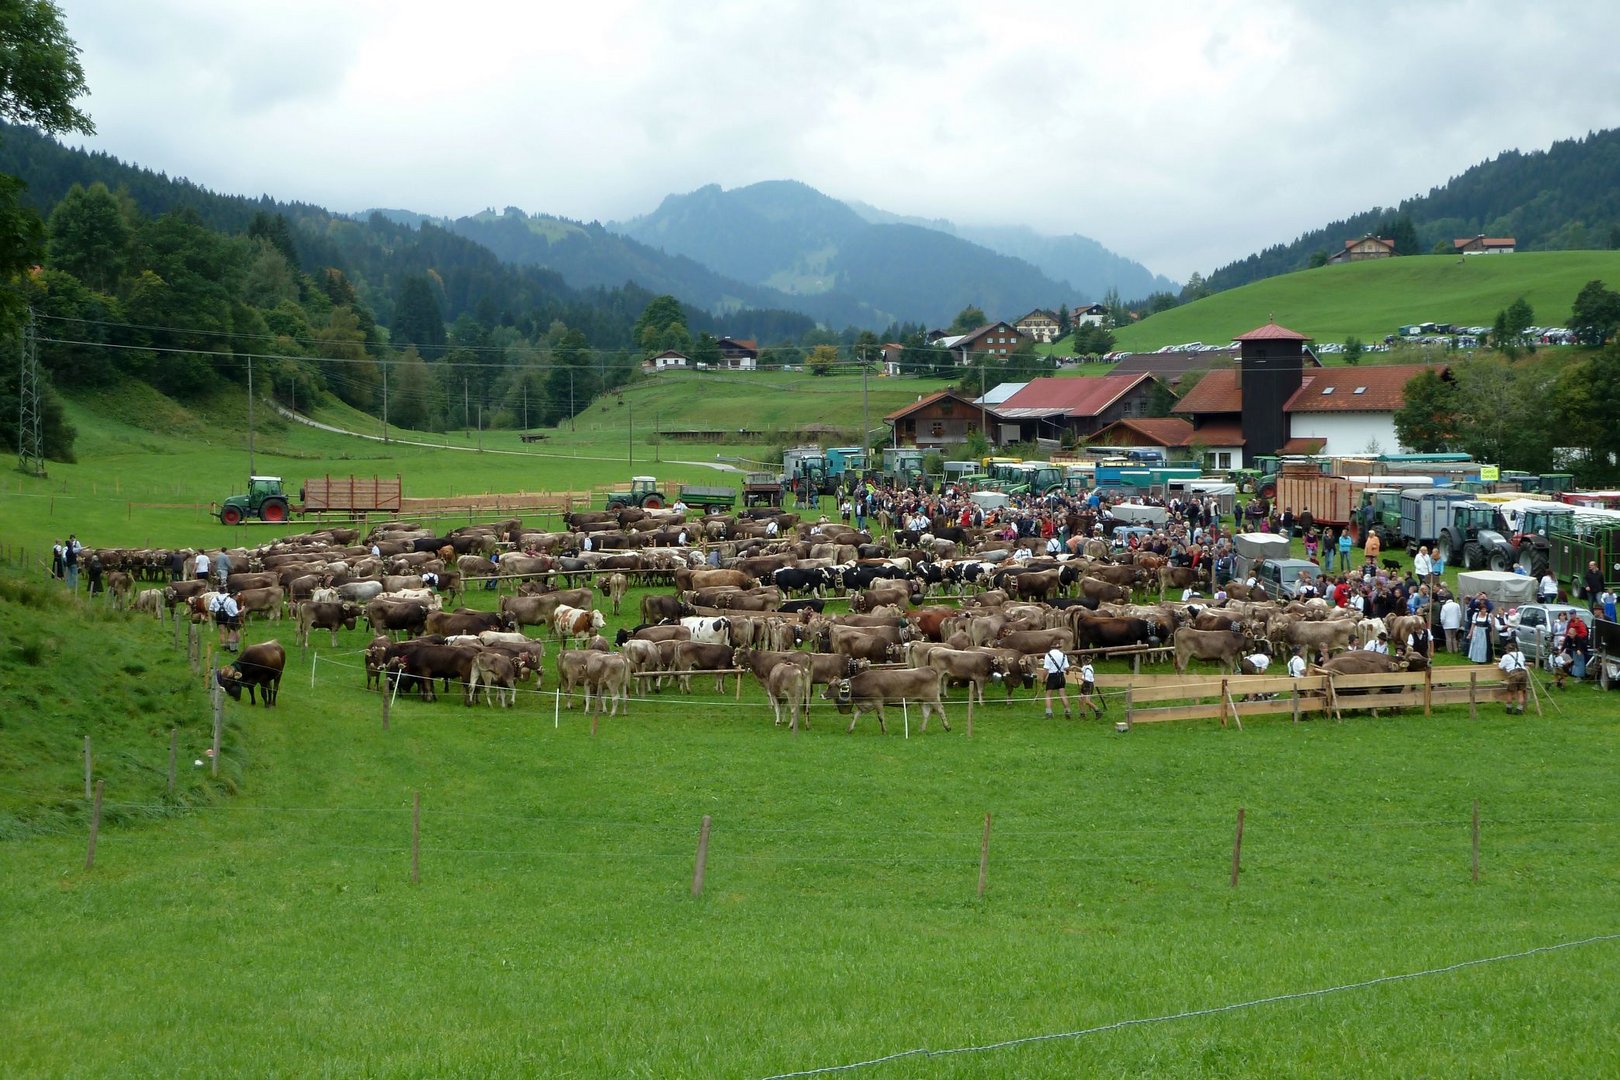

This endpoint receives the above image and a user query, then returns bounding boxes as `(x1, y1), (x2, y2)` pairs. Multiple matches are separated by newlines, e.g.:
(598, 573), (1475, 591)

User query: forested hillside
(1207, 129), (1620, 293)
(0, 126), (829, 461)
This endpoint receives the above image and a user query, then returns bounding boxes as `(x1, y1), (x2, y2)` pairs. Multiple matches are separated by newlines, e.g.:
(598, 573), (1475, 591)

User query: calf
(765, 657), (813, 732)
(583, 652), (632, 717)
(468, 651), (518, 707)
(552, 604), (606, 646)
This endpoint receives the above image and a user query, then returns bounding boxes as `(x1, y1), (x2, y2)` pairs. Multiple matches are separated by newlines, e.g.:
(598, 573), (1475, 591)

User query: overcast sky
(52, 0), (1620, 282)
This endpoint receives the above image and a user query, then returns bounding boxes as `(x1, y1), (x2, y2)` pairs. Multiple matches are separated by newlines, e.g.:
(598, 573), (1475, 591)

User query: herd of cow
(102, 507), (1430, 730)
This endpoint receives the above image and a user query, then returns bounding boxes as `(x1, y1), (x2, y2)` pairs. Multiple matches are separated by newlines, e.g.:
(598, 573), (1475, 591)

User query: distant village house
(1326, 234), (1396, 264)
(1013, 309), (1061, 343)
(1453, 235), (1516, 254)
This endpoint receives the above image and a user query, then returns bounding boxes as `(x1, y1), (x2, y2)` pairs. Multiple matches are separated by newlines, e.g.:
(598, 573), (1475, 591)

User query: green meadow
(1112, 250), (1620, 351)
(1, 386), (1617, 1078)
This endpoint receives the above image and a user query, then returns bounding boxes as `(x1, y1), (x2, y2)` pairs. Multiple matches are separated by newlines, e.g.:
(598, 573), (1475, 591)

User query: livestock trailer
(1397, 487), (1471, 551)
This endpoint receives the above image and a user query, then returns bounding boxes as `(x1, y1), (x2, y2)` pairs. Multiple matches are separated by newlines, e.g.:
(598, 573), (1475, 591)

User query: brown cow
(765, 657), (813, 731)
(598, 571), (629, 615)
(1171, 626), (1251, 675)
(823, 666), (949, 733)
(236, 586), (286, 623)
(216, 640), (287, 705)
(500, 588), (592, 630)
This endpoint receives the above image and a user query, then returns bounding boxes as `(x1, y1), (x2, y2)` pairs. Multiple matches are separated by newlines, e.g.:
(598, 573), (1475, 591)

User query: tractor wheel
(641, 495), (664, 509)
(260, 498), (289, 523)
(220, 505), (243, 526)
(1259, 483), (1277, 501)
(1488, 549), (1510, 573)
(1532, 558), (1550, 579)
(1462, 541), (1484, 570)
(1602, 660), (1612, 692)
(1436, 533), (1455, 566)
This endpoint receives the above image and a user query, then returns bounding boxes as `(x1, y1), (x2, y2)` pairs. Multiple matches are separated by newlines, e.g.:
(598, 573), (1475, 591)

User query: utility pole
(860, 346), (870, 461)
(477, 401), (483, 452)
(463, 378), (469, 436)
(16, 312), (44, 477)
(380, 360), (389, 442)
(247, 354), (255, 476)
(523, 382), (528, 432)
(655, 411), (660, 462)
(628, 398), (633, 466)
(569, 367), (576, 432)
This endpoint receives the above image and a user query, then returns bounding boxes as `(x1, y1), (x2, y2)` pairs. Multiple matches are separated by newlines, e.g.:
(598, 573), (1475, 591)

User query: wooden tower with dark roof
(1235, 319), (1310, 460)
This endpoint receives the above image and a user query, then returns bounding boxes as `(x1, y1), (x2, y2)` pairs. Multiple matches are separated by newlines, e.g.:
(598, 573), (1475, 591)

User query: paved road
(271, 403), (743, 471)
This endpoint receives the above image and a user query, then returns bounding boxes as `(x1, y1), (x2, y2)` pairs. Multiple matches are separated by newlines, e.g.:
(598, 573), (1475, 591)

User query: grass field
(2, 395), (1617, 1077)
(1111, 250), (1620, 351)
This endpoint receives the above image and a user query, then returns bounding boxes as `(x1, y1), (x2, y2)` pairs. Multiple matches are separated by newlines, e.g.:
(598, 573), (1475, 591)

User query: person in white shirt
(1042, 645), (1072, 718)
(1240, 651), (1271, 676)
(1412, 546), (1433, 583)
(672, 499), (688, 514)
(1075, 656), (1102, 718)
(1538, 572), (1558, 603)
(1013, 546), (1032, 564)
(1364, 632), (1390, 655)
(211, 592), (241, 652)
(193, 550), (210, 580)
(1498, 642), (1529, 714)
(1440, 595), (1464, 652)
(1286, 648), (1307, 678)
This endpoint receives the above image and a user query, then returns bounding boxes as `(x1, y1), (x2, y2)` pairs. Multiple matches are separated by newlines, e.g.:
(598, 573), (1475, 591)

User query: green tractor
(220, 475), (292, 525)
(605, 476), (669, 510)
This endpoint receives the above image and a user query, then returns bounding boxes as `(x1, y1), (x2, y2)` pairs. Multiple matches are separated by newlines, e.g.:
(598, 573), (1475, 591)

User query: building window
(930, 421), (944, 438)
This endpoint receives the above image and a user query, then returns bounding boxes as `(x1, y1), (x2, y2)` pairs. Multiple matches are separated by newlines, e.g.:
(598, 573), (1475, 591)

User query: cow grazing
(598, 571), (629, 615)
(216, 640), (287, 706)
(295, 599), (362, 647)
(823, 667), (949, 734)
(680, 616), (732, 646)
(364, 597), (431, 639)
(668, 641), (736, 694)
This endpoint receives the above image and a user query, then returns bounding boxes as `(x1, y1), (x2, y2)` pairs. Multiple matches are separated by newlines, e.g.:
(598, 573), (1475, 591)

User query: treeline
(0, 125), (859, 459)
(1201, 128), (1620, 294)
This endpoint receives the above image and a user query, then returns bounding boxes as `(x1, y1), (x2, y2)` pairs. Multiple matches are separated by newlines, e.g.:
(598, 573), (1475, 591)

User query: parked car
(1511, 602), (1588, 663)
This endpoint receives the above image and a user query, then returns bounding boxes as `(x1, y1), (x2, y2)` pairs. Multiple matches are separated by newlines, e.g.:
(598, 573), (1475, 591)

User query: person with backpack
(1042, 645), (1072, 719)
(86, 552), (104, 597)
(1075, 655), (1103, 719)
(211, 592), (242, 652)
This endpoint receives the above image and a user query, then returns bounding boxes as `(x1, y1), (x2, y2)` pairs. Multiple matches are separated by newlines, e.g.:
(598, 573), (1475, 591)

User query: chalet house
(884, 389), (988, 450)
(880, 342), (906, 376)
(1014, 309), (1062, 343)
(642, 350), (690, 373)
(1073, 303), (1108, 327)
(715, 337), (759, 369)
(1089, 416), (1197, 454)
(1326, 235), (1396, 264)
(991, 373), (1166, 445)
(1282, 364), (1445, 457)
(933, 322), (1030, 366)
(1170, 319), (1444, 467)
(1453, 235), (1516, 255)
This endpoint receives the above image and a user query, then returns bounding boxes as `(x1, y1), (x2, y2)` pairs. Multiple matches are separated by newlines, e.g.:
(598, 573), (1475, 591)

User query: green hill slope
(1115, 251), (1620, 350)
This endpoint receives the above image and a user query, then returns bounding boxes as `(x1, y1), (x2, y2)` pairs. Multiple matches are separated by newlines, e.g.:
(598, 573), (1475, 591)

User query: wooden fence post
(211, 683), (223, 777)
(411, 790), (421, 884)
(691, 814), (712, 896)
(977, 812), (992, 898)
(84, 779), (104, 870)
(83, 735), (92, 800)
(1124, 687), (1134, 729)
(1424, 665), (1433, 717)
(167, 728), (177, 796)
(966, 695), (973, 738)
(1471, 800), (1480, 883)
(1291, 684), (1300, 723)
(382, 677), (393, 731)
(1468, 670), (1478, 721)
(1229, 806), (1246, 888)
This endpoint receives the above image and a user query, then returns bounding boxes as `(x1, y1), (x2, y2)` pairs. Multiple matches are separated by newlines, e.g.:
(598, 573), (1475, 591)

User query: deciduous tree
(1568, 279), (1620, 345)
